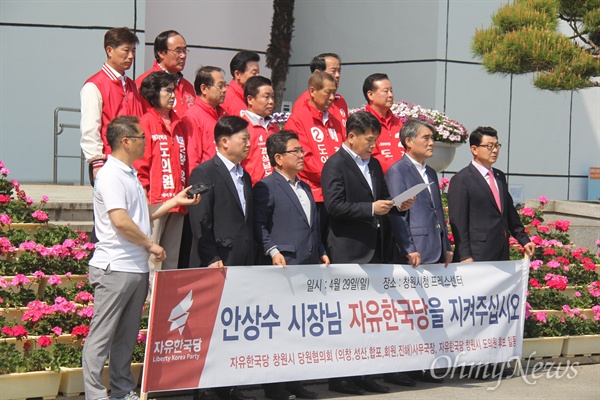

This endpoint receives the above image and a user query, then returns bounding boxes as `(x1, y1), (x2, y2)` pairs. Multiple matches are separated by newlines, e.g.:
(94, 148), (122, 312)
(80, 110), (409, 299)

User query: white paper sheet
(392, 182), (433, 206)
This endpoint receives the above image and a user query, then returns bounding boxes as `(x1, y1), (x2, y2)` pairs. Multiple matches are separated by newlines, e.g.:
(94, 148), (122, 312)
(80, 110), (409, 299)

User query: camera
(187, 182), (212, 198)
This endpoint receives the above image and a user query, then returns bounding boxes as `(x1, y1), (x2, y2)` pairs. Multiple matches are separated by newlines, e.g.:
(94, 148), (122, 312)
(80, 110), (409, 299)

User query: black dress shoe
(354, 376), (390, 393)
(383, 372), (417, 387)
(422, 370), (444, 383)
(286, 382), (318, 399)
(216, 387), (256, 400)
(265, 389), (296, 400)
(328, 378), (365, 395)
(195, 389), (221, 400)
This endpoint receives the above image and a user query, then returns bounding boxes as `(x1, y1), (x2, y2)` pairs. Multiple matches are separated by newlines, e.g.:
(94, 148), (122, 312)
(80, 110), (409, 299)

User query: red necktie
(488, 170), (502, 212)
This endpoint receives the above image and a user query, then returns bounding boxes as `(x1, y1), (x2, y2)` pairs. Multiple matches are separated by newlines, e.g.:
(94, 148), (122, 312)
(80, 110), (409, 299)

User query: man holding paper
(386, 118), (452, 267)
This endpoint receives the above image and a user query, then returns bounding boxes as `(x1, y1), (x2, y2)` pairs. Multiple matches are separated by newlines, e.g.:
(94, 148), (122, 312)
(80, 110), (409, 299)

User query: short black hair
(362, 73), (389, 102)
(194, 66), (224, 95)
(469, 126), (498, 146)
(106, 116), (140, 150)
(266, 130), (298, 167)
(104, 27), (138, 53)
(400, 118), (437, 148)
(230, 50), (260, 77)
(153, 30), (183, 62)
(244, 76), (272, 106)
(140, 71), (177, 109)
(346, 111), (381, 137)
(215, 116), (249, 144)
(309, 53), (340, 73)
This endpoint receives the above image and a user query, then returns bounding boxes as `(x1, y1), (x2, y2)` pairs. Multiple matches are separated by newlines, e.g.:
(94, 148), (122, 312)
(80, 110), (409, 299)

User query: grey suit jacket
(386, 155), (450, 264)
(253, 171), (325, 265)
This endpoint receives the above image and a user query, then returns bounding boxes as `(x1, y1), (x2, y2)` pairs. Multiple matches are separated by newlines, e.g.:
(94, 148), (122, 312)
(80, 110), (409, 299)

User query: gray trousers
(83, 265), (148, 400)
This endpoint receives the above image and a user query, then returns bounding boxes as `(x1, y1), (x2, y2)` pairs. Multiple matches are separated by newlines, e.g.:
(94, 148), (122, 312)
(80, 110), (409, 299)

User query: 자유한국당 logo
(168, 290), (193, 335)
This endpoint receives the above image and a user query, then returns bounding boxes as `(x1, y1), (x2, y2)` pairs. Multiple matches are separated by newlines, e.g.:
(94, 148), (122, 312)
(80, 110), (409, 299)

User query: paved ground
(56, 359), (599, 400)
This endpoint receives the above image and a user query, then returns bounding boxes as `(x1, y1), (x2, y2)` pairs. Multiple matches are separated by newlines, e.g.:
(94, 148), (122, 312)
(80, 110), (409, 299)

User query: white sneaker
(112, 390), (139, 400)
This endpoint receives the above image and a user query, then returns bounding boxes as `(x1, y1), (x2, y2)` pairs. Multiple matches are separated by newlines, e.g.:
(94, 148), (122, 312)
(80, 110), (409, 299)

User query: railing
(53, 107), (84, 185)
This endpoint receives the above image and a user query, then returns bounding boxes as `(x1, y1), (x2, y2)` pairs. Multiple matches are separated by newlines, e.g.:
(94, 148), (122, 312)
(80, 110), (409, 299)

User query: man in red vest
(80, 27), (145, 184)
(284, 71), (343, 249)
(240, 76), (279, 185)
(363, 73), (405, 173)
(135, 30), (195, 118)
(292, 53), (348, 136)
(222, 50), (260, 117)
(177, 66), (228, 176)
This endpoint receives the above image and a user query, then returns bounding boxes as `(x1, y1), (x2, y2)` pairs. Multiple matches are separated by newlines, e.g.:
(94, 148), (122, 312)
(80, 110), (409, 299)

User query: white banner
(143, 259), (529, 392)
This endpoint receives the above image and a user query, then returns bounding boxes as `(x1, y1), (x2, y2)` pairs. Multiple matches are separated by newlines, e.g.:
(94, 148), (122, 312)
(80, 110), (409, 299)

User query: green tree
(472, 0), (600, 90)
(266, 0), (295, 111)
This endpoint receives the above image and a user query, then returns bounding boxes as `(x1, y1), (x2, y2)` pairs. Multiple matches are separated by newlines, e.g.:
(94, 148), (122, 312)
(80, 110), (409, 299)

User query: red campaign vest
(240, 112), (279, 185)
(221, 80), (247, 117)
(284, 98), (344, 202)
(177, 97), (226, 176)
(135, 61), (195, 118)
(293, 90), (348, 137)
(366, 104), (405, 174)
(86, 65), (145, 156)
(133, 108), (186, 213)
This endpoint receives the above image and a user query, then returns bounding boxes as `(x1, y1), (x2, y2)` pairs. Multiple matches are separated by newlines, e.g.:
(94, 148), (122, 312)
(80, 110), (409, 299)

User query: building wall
(0, 0), (146, 185)
(285, 0), (600, 201)
(0, 0), (598, 200)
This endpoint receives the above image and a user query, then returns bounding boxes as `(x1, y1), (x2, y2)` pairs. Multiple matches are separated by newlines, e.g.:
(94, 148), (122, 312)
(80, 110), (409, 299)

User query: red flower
(11, 325), (29, 339)
(71, 325), (90, 338)
(543, 248), (556, 256)
(529, 278), (542, 288)
(37, 336), (53, 347)
(2, 326), (13, 336)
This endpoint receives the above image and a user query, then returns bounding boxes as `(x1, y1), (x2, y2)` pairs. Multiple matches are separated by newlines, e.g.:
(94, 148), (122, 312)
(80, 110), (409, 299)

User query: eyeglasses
(161, 87), (175, 94)
(477, 143), (502, 151)
(283, 148), (306, 156)
(124, 135), (146, 140)
(210, 83), (229, 91)
(167, 47), (189, 56)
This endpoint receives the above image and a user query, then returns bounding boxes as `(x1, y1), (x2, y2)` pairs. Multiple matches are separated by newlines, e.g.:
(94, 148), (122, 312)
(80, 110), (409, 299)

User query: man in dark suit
(386, 118), (453, 267)
(254, 131), (330, 268)
(188, 116), (255, 269)
(447, 126), (535, 381)
(385, 118), (451, 387)
(321, 111), (412, 395)
(448, 126), (534, 263)
(187, 116), (255, 400)
(253, 131), (328, 400)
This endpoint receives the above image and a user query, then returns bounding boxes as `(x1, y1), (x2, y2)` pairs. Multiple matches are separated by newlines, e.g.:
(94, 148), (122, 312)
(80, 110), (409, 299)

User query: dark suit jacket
(188, 154), (254, 267)
(321, 147), (393, 263)
(448, 163), (530, 262)
(386, 155), (450, 264)
(253, 172), (325, 265)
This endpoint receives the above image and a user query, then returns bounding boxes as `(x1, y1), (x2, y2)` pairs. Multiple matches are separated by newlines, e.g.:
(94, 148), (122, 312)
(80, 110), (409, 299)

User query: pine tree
(472, 0), (600, 90)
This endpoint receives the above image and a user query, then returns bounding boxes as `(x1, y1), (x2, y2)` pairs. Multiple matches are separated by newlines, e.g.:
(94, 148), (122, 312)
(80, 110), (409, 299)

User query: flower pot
(561, 334), (600, 357)
(1, 275), (43, 297)
(428, 142), (461, 173)
(0, 337), (35, 354)
(0, 223), (49, 238)
(0, 307), (26, 323)
(521, 336), (567, 359)
(0, 370), (61, 400)
(59, 363), (143, 397)
(38, 274), (89, 295)
(58, 367), (86, 397)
